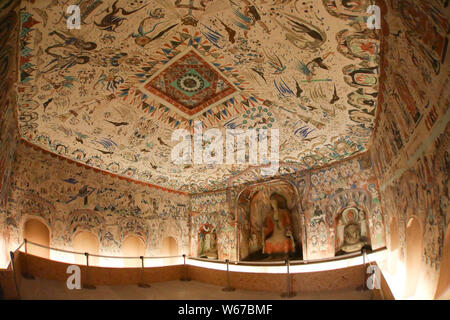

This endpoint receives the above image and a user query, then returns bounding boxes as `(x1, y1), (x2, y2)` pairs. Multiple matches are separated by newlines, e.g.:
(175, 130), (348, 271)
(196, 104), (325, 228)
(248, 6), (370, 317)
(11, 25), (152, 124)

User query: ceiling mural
(16, 0), (380, 193)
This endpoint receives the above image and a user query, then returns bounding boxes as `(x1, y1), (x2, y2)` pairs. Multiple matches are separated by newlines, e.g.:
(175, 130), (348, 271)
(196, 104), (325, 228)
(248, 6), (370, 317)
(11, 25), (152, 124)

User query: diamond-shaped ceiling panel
(143, 48), (238, 119)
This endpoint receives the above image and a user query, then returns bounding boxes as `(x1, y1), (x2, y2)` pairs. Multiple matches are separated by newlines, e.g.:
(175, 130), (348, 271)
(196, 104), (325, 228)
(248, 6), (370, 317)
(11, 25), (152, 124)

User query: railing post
(83, 252), (96, 290)
(138, 256), (151, 288)
(222, 259), (235, 292)
(180, 254), (190, 281)
(281, 259), (295, 298)
(9, 251), (21, 299)
(22, 239), (35, 280)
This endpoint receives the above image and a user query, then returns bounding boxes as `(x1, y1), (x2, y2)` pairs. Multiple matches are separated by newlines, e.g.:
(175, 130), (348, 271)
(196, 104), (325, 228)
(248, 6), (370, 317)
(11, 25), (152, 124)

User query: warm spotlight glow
(189, 250), (388, 274)
(381, 257), (406, 300)
(99, 257), (124, 268)
(144, 257), (184, 267)
(0, 258), (9, 269)
(50, 250), (75, 265)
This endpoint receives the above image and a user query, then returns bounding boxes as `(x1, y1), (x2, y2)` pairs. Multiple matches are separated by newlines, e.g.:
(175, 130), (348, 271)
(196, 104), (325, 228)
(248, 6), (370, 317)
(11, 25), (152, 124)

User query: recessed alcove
(23, 218), (50, 259)
(73, 231), (99, 266)
(161, 237), (178, 257)
(404, 217), (423, 298)
(236, 180), (304, 262)
(434, 225), (450, 300)
(334, 206), (372, 256)
(122, 235), (146, 268)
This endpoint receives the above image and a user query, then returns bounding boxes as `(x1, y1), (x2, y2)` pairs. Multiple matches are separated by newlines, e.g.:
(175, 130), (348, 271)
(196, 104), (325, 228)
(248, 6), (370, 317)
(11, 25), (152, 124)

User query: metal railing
(362, 248), (384, 299)
(14, 239), (190, 290)
(10, 239), (386, 298)
(22, 239), (183, 261)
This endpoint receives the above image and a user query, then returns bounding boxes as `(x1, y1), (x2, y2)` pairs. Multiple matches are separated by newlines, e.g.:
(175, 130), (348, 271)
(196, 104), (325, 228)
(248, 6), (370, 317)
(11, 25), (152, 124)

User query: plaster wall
(370, 0), (449, 300)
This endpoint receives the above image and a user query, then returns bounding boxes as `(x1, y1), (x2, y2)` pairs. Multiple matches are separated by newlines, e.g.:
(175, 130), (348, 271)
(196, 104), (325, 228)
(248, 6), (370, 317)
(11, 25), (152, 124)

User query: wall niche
(327, 189), (374, 256)
(237, 180), (305, 262)
(334, 206), (371, 255)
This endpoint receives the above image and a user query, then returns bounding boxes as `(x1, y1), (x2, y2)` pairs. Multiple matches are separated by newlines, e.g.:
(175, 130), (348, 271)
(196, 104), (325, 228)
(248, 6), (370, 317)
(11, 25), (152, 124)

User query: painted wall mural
(0, 0), (21, 268)
(0, 0), (20, 207)
(15, 0), (382, 193)
(370, 0), (449, 298)
(0, 135), (387, 265)
(190, 152), (386, 261)
(300, 152), (386, 259)
(2, 142), (190, 259)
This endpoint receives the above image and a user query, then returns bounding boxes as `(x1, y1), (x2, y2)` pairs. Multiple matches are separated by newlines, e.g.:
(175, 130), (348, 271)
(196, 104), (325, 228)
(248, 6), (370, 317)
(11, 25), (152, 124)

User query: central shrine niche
(237, 180), (304, 261)
(142, 47), (239, 119)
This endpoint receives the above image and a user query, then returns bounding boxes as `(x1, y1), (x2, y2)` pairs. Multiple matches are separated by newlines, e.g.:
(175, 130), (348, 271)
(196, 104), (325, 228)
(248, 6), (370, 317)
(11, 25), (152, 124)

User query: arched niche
(389, 215), (401, 274)
(161, 236), (178, 256)
(236, 179), (304, 261)
(23, 218), (50, 259)
(197, 224), (218, 259)
(122, 235), (146, 268)
(404, 217), (423, 298)
(334, 206), (371, 255)
(73, 231), (99, 266)
(327, 189), (374, 256)
(434, 224), (450, 300)
(119, 217), (148, 246)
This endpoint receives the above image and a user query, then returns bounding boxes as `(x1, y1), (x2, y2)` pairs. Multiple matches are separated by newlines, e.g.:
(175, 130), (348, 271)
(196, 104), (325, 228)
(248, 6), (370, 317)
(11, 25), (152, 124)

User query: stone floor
(19, 277), (374, 300)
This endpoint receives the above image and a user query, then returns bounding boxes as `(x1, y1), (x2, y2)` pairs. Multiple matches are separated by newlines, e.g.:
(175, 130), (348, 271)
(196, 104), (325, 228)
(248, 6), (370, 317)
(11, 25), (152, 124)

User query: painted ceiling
(16, 0), (380, 193)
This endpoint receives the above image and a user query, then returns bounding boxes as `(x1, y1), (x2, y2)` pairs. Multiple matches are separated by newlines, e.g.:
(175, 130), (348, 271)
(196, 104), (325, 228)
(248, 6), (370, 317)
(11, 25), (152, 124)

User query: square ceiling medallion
(142, 47), (239, 119)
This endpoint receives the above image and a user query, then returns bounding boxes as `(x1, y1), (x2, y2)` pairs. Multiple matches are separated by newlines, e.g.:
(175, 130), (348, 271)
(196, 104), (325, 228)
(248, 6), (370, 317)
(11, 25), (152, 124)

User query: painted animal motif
(275, 13), (326, 51)
(95, 0), (149, 31)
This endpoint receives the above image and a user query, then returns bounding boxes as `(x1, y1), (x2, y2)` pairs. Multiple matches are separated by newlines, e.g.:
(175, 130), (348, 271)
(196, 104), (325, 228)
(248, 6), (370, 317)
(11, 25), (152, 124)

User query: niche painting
(198, 223), (218, 259)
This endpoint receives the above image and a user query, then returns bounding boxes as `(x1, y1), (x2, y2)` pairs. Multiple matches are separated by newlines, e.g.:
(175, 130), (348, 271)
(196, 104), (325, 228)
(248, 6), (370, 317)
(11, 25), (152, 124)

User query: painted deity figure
(262, 199), (295, 255)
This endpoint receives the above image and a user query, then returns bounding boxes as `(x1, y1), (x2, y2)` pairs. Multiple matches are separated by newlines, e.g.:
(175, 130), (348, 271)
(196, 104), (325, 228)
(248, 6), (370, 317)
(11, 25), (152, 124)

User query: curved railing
(8, 239), (386, 298)
(20, 239), (383, 265)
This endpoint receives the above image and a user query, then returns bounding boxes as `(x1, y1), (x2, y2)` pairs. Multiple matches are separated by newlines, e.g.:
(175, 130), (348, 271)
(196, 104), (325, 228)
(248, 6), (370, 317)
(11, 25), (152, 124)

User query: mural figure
(47, 31), (97, 51)
(94, 0), (149, 32)
(130, 9), (178, 48)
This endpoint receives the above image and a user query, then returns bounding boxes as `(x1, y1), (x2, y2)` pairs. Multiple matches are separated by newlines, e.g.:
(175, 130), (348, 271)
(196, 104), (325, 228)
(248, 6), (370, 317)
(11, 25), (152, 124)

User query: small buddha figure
(249, 233), (259, 254)
(199, 231), (218, 259)
(263, 198), (295, 255)
(341, 223), (365, 253)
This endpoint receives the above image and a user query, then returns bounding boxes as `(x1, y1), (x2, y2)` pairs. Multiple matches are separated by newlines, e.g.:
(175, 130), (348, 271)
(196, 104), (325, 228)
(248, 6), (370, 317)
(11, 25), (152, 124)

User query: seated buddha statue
(262, 198), (295, 255)
(341, 223), (365, 253)
(199, 232), (218, 259)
